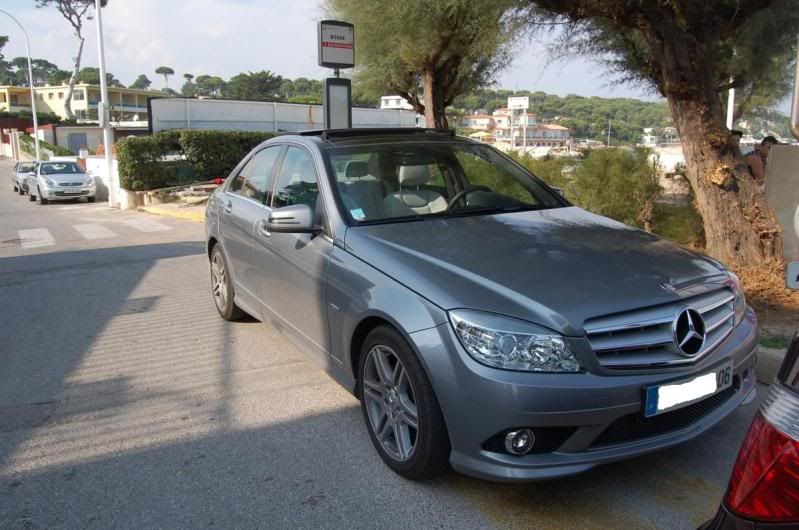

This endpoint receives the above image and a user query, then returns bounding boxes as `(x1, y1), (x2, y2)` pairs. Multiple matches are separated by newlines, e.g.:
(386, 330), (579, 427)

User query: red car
(702, 332), (799, 529)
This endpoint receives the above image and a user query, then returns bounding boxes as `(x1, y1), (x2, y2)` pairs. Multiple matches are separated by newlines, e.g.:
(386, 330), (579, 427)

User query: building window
(58, 92), (64, 99)
(48, 93), (54, 100)
(73, 91), (85, 101)
(10, 95), (18, 104)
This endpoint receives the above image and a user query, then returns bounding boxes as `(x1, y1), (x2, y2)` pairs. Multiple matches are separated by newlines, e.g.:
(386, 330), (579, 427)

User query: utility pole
(607, 120), (612, 147)
(94, 0), (115, 207)
(726, 79), (735, 130)
(0, 9), (41, 161)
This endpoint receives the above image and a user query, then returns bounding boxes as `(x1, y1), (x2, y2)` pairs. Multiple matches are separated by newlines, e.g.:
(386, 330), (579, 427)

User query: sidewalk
(138, 202), (205, 223)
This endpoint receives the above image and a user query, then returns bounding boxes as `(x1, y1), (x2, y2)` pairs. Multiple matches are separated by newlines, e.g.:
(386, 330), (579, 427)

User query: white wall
(84, 155), (118, 201)
(150, 98), (418, 132)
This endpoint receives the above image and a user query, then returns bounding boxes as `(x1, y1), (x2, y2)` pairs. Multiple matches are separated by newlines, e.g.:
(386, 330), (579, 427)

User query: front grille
(584, 287), (734, 369)
(591, 378), (738, 448)
(482, 427), (577, 455)
(54, 190), (89, 196)
(60, 182), (84, 186)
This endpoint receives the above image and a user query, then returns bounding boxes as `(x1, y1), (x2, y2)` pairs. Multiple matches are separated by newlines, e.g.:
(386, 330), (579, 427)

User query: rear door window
(227, 159), (251, 194)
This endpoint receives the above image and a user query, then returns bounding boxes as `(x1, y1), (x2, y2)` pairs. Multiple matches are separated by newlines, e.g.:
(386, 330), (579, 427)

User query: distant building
(380, 95), (415, 111)
(0, 84), (161, 122)
(461, 108), (568, 147)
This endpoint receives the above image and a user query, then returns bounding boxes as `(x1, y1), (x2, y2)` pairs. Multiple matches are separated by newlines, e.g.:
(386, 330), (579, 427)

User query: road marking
(18, 228), (55, 249)
(124, 218), (173, 233)
(73, 223), (117, 240)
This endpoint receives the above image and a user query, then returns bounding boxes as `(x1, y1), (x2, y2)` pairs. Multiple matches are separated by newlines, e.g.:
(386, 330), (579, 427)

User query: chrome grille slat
(585, 287), (735, 369)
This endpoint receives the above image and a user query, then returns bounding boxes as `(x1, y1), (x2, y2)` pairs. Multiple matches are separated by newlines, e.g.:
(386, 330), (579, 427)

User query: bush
(652, 202), (705, 247)
(178, 130), (273, 181)
(116, 131), (181, 190)
(117, 129), (274, 190)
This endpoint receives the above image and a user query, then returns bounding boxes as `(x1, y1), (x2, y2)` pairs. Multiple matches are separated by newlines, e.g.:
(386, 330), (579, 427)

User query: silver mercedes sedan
(204, 128), (758, 482)
(26, 161), (96, 204)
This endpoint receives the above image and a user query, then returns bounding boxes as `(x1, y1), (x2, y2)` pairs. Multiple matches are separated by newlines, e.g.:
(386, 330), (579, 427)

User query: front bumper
(410, 307), (759, 482)
(41, 186), (95, 200)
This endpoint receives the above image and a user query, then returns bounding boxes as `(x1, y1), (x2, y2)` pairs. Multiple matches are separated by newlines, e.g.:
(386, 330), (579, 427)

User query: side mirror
(27, 172), (36, 177)
(551, 186), (565, 197)
(267, 204), (321, 234)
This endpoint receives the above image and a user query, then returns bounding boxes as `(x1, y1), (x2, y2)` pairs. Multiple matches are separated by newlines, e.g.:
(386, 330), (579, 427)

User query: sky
(0, 0), (790, 112)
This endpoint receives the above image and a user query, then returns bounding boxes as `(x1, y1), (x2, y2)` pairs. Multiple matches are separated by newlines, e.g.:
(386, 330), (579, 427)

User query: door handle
(223, 200), (232, 213)
(257, 220), (271, 237)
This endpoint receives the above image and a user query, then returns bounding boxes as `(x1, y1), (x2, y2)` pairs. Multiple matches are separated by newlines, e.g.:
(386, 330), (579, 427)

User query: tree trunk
(65, 36), (85, 121)
(422, 67), (449, 128)
(645, 24), (782, 267)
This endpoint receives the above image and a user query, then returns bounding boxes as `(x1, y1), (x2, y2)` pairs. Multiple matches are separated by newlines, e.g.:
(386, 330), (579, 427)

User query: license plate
(64, 188), (82, 194)
(644, 361), (733, 417)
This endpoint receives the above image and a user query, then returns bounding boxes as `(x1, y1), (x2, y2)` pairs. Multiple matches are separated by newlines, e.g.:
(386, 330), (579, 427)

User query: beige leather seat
(383, 165), (448, 217)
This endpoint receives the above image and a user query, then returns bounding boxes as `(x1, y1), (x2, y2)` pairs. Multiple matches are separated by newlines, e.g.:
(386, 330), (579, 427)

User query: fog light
(504, 429), (535, 455)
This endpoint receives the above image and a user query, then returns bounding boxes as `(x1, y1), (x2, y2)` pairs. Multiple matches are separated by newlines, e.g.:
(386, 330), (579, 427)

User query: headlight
(729, 272), (746, 325)
(449, 309), (581, 372)
(43, 177), (58, 187)
(84, 176), (94, 186)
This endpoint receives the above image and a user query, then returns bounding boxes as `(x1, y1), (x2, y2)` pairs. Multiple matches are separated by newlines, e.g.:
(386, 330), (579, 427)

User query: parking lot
(0, 156), (767, 529)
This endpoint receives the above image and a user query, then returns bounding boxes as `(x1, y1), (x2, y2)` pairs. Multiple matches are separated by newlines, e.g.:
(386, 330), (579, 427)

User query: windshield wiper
(447, 205), (542, 217)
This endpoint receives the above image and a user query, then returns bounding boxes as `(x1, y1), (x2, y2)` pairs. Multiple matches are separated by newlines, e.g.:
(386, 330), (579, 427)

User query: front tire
(87, 196), (96, 203)
(28, 188), (35, 201)
(18, 185), (24, 196)
(209, 245), (245, 321)
(37, 188), (48, 205)
(359, 326), (450, 479)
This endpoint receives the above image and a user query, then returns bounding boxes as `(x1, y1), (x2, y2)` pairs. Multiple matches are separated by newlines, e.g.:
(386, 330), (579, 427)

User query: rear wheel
(359, 326), (450, 479)
(210, 245), (245, 321)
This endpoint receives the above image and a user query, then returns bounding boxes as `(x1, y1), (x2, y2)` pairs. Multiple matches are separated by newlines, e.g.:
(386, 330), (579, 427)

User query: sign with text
(318, 20), (354, 69)
(507, 96), (529, 110)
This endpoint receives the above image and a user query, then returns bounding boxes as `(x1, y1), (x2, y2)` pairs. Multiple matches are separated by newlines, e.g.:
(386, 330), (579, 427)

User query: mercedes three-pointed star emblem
(672, 308), (706, 356)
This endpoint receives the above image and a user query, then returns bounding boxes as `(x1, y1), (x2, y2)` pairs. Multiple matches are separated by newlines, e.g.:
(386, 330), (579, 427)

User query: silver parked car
(26, 161), (96, 204)
(11, 161), (37, 195)
(204, 129), (758, 481)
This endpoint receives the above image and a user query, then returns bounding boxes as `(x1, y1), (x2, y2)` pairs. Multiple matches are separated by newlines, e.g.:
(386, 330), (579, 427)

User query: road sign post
(318, 20), (354, 129)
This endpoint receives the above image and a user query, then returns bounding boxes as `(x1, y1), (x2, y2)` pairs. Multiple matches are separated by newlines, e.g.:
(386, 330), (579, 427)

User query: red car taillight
(724, 382), (799, 522)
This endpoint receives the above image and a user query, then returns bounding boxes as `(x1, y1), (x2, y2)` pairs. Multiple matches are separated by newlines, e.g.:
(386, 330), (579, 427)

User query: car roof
(276, 128), (478, 147)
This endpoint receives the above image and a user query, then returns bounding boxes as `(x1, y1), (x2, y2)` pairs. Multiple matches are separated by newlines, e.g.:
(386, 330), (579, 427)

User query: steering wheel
(446, 185), (492, 211)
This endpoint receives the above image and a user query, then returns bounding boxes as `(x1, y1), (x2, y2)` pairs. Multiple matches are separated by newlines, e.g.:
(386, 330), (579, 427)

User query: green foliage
(117, 129), (275, 190)
(225, 71), (283, 101)
(0, 110), (73, 125)
(651, 202), (705, 248)
(130, 74), (152, 90)
(18, 134), (73, 157)
(328, 0), (524, 126)
(77, 66), (123, 87)
(117, 131), (181, 191)
(178, 129), (274, 181)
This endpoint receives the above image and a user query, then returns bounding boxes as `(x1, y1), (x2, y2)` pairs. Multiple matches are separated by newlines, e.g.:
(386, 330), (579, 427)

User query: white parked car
(26, 161), (96, 204)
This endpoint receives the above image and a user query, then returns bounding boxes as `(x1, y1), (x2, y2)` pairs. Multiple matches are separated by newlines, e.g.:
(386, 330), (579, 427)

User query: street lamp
(94, 0), (116, 207)
(0, 8), (41, 161)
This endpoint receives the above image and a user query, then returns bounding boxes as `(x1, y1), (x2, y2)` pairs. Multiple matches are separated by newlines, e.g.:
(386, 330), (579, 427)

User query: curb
(755, 345), (786, 385)
(137, 205), (205, 223)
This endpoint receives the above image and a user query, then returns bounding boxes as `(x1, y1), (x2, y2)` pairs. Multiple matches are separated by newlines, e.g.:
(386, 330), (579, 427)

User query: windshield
(40, 162), (84, 175)
(324, 141), (564, 223)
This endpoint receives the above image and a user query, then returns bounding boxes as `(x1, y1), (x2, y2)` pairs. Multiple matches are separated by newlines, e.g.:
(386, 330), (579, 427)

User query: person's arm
(746, 153), (765, 184)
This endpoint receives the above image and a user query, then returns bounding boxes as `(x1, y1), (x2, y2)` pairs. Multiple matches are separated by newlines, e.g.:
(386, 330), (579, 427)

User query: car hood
(344, 207), (727, 335)
(42, 173), (88, 184)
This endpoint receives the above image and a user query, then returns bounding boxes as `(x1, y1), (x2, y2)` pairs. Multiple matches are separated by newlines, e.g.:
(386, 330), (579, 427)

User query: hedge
(117, 129), (274, 190)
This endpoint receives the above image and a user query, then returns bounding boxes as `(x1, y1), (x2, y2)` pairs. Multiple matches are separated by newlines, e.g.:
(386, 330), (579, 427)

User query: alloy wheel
(210, 252), (228, 311)
(362, 345), (419, 462)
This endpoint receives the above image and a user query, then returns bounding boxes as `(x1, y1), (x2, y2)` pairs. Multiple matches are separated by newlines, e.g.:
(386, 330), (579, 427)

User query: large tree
(328, 0), (524, 128)
(526, 0), (797, 267)
(225, 70), (283, 101)
(130, 74), (152, 90)
(36, 0), (108, 120)
(155, 66), (174, 90)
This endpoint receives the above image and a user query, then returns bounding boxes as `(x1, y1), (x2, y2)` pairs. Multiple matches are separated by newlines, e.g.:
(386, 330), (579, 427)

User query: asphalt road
(0, 157), (766, 529)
